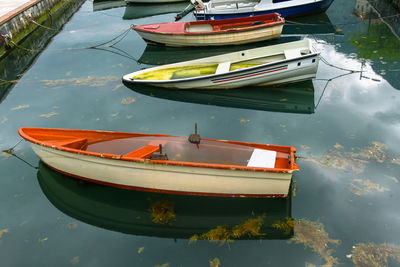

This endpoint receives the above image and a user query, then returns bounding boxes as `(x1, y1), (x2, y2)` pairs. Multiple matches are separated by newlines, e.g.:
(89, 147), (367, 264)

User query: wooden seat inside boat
(185, 24), (213, 33)
(121, 145), (160, 160)
(51, 138), (88, 150)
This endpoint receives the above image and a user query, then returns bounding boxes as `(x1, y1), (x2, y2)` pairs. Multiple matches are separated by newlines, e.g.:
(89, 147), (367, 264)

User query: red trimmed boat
(133, 13), (284, 47)
(19, 127), (299, 198)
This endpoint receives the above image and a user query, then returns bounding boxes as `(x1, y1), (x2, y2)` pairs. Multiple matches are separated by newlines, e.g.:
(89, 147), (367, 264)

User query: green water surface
(0, 0), (400, 266)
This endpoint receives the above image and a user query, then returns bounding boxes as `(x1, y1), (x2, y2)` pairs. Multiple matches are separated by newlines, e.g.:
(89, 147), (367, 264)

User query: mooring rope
(30, 20), (59, 32)
(2, 139), (38, 170)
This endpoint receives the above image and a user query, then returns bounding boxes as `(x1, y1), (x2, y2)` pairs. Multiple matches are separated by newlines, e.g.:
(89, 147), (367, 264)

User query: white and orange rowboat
(133, 13), (285, 47)
(19, 127), (299, 197)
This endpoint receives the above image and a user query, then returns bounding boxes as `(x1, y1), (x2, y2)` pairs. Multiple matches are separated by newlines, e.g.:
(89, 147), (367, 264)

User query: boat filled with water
(122, 38), (319, 89)
(20, 127), (299, 197)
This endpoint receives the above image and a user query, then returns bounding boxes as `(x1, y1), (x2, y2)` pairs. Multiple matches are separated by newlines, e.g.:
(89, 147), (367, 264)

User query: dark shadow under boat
(37, 162), (294, 240)
(138, 36), (302, 65)
(93, 0), (126, 12)
(282, 12), (338, 35)
(126, 81), (315, 114)
(123, 2), (189, 20)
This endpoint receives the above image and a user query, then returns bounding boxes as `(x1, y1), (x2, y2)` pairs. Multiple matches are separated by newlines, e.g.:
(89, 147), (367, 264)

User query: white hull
(123, 39), (319, 89)
(32, 143), (292, 197)
(136, 25), (283, 47)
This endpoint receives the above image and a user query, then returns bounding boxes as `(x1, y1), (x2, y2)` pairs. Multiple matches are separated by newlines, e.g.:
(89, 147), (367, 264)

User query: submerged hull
(195, 0), (334, 20)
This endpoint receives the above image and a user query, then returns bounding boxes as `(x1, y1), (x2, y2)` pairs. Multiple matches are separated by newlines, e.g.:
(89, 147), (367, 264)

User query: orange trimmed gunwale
(133, 13), (285, 36)
(19, 127), (299, 173)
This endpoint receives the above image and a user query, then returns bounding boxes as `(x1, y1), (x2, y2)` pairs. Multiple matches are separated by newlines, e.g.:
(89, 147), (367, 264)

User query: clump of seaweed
(190, 215), (266, 245)
(351, 242), (400, 267)
(231, 214), (266, 238)
(42, 76), (120, 87)
(350, 178), (389, 196)
(0, 229), (9, 239)
(292, 219), (340, 267)
(199, 226), (232, 245)
(272, 217), (294, 235)
(209, 258), (220, 267)
(148, 200), (176, 225)
(306, 142), (391, 173)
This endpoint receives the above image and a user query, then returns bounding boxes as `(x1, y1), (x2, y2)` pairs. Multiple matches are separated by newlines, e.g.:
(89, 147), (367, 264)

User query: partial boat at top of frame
(190, 0), (335, 21)
(126, 0), (186, 4)
(133, 13), (285, 47)
(122, 38), (319, 89)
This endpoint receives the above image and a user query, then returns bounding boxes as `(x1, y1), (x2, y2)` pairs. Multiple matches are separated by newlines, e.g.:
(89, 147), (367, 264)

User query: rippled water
(1, 0), (400, 266)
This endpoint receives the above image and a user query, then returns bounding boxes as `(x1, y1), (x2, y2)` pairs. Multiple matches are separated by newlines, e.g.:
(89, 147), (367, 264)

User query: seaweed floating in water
(42, 76), (120, 87)
(0, 229), (9, 239)
(199, 226), (232, 245)
(209, 257), (220, 267)
(232, 214), (266, 238)
(272, 217), (294, 235)
(148, 200), (176, 225)
(306, 142), (392, 173)
(190, 215), (266, 245)
(350, 178), (389, 196)
(292, 219), (340, 267)
(351, 242), (400, 267)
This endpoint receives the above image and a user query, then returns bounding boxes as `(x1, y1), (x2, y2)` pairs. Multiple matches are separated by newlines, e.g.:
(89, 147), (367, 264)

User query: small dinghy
(20, 127), (299, 197)
(133, 13), (284, 47)
(122, 38), (319, 89)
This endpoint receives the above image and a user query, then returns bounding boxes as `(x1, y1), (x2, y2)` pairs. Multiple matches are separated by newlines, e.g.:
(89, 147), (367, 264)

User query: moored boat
(190, 0), (335, 21)
(20, 127), (299, 198)
(122, 38), (319, 89)
(133, 14), (284, 47)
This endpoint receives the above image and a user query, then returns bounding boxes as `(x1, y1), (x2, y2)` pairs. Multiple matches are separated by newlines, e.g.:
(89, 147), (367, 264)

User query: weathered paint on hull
(32, 143), (292, 197)
(136, 25), (283, 47)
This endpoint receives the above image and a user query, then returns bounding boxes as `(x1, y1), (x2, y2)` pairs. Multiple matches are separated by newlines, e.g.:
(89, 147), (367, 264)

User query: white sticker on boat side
(247, 149), (277, 168)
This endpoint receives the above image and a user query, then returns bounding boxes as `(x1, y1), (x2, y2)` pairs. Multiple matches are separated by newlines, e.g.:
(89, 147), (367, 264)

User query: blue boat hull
(195, 0), (334, 20)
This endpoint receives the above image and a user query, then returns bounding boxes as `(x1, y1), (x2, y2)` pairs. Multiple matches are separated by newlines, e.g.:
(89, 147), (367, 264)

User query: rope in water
(2, 139), (38, 170)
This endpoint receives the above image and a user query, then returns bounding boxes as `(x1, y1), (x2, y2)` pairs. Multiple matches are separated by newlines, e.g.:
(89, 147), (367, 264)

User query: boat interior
(184, 15), (281, 33)
(208, 0), (260, 10)
(132, 46), (312, 81)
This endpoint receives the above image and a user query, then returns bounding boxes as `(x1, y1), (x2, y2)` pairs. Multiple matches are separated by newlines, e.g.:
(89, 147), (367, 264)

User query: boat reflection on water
(92, 0), (126, 12)
(282, 12), (337, 35)
(129, 81), (314, 114)
(37, 162), (294, 240)
(123, 2), (189, 20)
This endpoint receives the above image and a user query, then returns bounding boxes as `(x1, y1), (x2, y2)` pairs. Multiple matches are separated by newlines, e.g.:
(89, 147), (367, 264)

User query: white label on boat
(247, 149), (277, 168)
